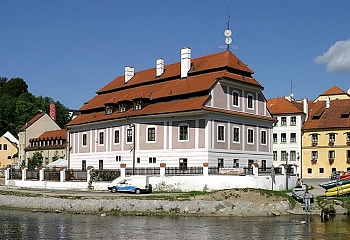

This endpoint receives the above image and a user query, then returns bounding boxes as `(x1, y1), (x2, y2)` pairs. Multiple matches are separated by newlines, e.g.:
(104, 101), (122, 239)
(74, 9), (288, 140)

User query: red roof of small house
(267, 97), (304, 115)
(302, 98), (350, 130)
(19, 113), (45, 132)
(67, 50), (269, 127)
(319, 86), (346, 96)
(29, 129), (67, 142)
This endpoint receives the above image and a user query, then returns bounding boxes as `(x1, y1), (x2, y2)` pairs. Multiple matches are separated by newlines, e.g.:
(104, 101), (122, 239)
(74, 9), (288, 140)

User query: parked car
(330, 171), (340, 180)
(107, 175), (152, 194)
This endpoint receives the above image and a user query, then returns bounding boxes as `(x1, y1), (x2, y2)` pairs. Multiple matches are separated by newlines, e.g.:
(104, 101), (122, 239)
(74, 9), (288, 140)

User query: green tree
(28, 151), (43, 170)
(0, 93), (17, 136)
(0, 77), (28, 97)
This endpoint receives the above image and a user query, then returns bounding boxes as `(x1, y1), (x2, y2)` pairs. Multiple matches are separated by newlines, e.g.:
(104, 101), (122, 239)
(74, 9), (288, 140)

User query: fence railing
(92, 169), (121, 182)
(125, 167), (160, 176)
(65, 170), (87, 181)
(165, 167), (203, 175)
(9, 169), (22, 180)
(26, 170), (39, 180)
(44, 169), (60, 181)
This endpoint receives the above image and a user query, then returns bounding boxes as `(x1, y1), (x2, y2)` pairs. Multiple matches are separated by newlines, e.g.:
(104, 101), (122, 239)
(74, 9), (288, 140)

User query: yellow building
(302, 86), (350, 178)
(0, 132), (18, 168)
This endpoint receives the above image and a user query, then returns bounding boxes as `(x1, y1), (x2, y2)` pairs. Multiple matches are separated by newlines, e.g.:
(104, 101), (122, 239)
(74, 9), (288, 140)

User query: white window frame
(178, 123), (189, 142)
(281, 117), (287, 126)
(247, 94), (254, 109)
(113, 128), (120, 145)
(281, 133), (286, 143)
(98, 131), (104, 146)
(290, 133), (296, 143)
(233, 126), (240, 143)
(290, 116), (296, 126)
(261, 130), (267, 145)
(126, 128), (133, 143)
(247, 128), (254, 144)
(146, 125), (156, 143)
(232, 90), (240, 107)
(217, 125), (225, 142)
(82, 133), (87, 147)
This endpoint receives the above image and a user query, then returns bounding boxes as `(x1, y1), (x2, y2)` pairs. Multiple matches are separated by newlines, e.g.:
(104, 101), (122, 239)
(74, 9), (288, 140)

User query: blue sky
(1, 1), (349, 110)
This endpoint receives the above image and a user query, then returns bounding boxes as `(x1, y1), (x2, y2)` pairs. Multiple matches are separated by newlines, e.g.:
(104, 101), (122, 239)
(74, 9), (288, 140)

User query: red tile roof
(267, 97), (304, 115)
(319, 86), (346, 96)
(19, 113), (45, 132)
(30, 129), (67, 141)
(302, 99), (350, 130)
(67, 50), (268, 126)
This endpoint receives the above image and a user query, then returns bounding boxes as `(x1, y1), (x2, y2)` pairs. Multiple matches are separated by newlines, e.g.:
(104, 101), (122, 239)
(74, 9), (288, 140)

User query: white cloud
(314, 39), (350, 72)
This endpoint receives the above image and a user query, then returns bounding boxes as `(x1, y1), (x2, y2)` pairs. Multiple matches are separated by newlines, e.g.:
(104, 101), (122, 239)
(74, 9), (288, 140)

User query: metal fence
(9, 169), (22, 180)
(44, 169), (60, 181)
(92, 169), (121, 182)
(65, 170), (87, 181)
(165, 167), (203, 175)
(26, 170), (39, 180)
(125, 167), (160, 176)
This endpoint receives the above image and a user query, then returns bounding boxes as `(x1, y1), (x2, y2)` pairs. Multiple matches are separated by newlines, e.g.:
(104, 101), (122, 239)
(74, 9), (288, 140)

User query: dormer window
(134, 100), (142, 110)
(105, 106), (114, 115)
(119, 103), (126, 113)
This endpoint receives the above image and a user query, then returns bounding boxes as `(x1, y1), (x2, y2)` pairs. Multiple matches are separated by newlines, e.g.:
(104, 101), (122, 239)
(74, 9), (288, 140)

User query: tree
(28, 151), (43, 170)
(0, 77), (28, 97)
(0, 93), (17, 136)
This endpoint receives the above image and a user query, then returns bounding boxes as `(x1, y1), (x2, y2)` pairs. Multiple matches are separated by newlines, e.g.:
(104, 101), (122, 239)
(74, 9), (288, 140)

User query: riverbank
(0, 187), (292, 217)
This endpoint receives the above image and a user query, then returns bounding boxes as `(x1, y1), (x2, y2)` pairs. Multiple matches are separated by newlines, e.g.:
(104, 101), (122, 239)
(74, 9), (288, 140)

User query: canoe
(325, 186), (350, 197)
(292, 188), (314, 203)
(318, 178), (350, 190)
(339, 173), (350, 180)
(327, 183), (350, 193)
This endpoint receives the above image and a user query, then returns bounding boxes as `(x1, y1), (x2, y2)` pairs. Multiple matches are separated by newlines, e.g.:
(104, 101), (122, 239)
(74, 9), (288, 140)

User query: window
(7, 156), (11, 159)
(329, 133), (336, 143)
(137, 158), (140, 163)
(312, 151), (318, 159)
(179, 124), (188, 141)
(273, 133), (277, 143)
(273, 151), (277, 161)
(261, 130), (267, 145)
(312, 134), (318, 143)
(234, 159), (239, 168)
(290, 133), (296, 142)
(149, 157), (156, 163)
(247, 94), (254, 109)
(134, 100), (142, 110)
(114, 130), (120, 144)
(281, 151), (287, 161)
(0, 144), (2, 150)
(147, 127), (156, 142)
(105, 106), (113, 115)
(347, 150), (350, 158)
(290, 116), (296, 126)
(115, 156), (121, 162)
(82, 133), (87, 146)
(82, 160), (86, 171)
(233, 127), (240, 142)
(290, 151), (296, 161)
(319, 168), (324, 173)
(281, 117), (287, 126)
(281, 133), (286, 143)
(3, 144), (7, 150)
(99, 131), (104, 145)
(217, 125), (225, 141)
(247, 129), (254, 143)
(127, 128), (133, 143)
(329, 150), (335, 159)
(232, 91), (239, 106)
(119, 103), (126, 112)
(179, 158), (187, 170)
(307, 168), (312, 174)
(347, 133), (350, 142)
(99, 160), (103, 170)
(218, 158), (224, 168)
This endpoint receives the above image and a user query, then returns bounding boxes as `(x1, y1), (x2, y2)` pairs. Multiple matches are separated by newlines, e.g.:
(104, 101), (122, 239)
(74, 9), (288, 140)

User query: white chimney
(156, 58), (164, 77)
(302, 98), (308, 121)
(125, 66), (134, 83)
(181, 47), (191, 78)
(326, 96), (330, 109)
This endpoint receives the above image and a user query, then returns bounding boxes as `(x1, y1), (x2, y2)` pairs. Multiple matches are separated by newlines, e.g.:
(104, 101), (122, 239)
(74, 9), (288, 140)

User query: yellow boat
(325, 185), (350, 196)
(327, 183), (350, 192)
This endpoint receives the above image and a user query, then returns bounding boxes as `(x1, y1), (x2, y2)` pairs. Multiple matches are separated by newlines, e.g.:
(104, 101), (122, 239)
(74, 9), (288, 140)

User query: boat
(326, 183), (350, 192)
(292, 188), (314, 203)
(339, 172), (350, 180)
(318, 178), (350, 190)
(325, 186), (350, 197)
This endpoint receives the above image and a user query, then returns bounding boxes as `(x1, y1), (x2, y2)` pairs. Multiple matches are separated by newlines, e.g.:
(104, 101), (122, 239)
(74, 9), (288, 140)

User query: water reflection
(1, 210), (350, 240)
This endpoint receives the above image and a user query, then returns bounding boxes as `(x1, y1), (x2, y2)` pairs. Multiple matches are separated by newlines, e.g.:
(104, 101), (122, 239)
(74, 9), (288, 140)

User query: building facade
(66, 48), (275, 171)
(267, 97), (308, 176)
(0, 132), (18, 168)
(302, 86), (350, 178)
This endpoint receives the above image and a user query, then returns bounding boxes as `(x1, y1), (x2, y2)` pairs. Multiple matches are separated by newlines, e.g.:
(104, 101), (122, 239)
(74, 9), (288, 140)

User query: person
(303, 190), (311, 212)
(296, 178), (303, 188)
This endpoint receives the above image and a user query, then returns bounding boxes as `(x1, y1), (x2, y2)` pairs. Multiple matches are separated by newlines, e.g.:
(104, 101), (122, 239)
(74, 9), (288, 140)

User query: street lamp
(128, 123), (136, 175)
(285, 152), (289, 190)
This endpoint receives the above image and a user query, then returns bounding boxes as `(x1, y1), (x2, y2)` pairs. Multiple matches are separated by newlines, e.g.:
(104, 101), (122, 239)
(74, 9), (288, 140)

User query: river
(1, 209), (349, 240)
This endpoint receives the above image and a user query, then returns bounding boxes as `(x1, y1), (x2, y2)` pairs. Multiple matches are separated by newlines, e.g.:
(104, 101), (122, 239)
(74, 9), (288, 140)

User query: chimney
(156, 58), (164, 77)
(302, 98), (308, 121)
(181, 47), (191, 78)
(50, 103), (56, 121)
(326, 96), (330, 109)
(125, 66), (134, 83)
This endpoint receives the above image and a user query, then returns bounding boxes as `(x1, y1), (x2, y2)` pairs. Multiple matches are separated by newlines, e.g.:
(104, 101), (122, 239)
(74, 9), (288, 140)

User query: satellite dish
(225, 37), (232, 45)
(224, 29), (232, 37)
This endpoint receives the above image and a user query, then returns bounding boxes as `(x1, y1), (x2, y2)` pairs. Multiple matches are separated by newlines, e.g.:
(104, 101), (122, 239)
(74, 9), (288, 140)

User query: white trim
(232, 90), (240, 108)
(232, 125), (240, 143)
(98, 130), (105, 146)
(82, 132), (87, 148)
(260, 129), (267, 145)
(146, 125), (157, 143)
(217, 124), (225, 142)
(113, 128), (120, 145)
(178, 123), (189, 142)
(247, 93), (254, 110)
(247, 128), (254, 144)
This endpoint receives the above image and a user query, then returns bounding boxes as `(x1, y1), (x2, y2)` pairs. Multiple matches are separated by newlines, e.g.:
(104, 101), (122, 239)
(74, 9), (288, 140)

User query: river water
(1, 210), (350, 240)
